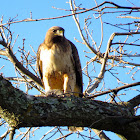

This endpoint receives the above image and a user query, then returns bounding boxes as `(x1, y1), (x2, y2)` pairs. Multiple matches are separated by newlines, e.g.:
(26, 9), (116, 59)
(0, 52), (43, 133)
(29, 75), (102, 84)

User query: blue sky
(0, 0), (140, 139)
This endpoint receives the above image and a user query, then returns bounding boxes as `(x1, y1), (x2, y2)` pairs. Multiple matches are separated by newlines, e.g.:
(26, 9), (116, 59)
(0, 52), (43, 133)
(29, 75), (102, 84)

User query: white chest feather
(40, 45), (74, 75)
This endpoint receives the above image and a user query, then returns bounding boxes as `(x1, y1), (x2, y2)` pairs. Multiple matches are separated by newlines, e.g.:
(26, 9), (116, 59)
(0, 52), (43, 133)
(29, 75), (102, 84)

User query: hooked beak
(55, 30), (64, 36)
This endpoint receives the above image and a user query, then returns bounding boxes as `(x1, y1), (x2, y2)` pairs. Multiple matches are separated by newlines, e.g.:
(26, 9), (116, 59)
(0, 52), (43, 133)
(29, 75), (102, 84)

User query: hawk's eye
(53, 30), (57, 33)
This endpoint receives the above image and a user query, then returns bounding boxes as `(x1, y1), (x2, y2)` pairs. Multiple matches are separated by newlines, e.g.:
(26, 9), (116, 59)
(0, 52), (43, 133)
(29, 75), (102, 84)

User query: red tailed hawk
(37, 26), (83, 97)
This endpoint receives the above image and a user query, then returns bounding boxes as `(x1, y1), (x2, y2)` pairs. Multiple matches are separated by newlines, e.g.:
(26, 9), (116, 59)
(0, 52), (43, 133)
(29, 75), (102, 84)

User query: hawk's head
(45, 26), (65, 44)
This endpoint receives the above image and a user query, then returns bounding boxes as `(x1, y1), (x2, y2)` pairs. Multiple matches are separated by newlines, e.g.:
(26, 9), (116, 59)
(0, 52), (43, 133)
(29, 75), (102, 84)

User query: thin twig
(55, 132), (73, 140)
(20, 127), (31, 140)
(117, 16), (140, 19)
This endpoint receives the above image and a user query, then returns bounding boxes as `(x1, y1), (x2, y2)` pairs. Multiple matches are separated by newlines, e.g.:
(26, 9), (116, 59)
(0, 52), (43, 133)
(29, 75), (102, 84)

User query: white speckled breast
(40, 44), (74, 75)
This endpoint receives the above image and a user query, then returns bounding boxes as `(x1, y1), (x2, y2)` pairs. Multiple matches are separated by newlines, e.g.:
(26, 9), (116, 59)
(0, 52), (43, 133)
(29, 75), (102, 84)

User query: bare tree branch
(117, 16), (140, 19)
(128, 94), (140, 108)
(69, 0), (102, 56)
(0, 1), (139, 27)
(5, 77), (33, 82)
(9, 127), (16, 140)
(0, 49), (7, 56)
(88, 82), (140, 98)
(112, 42), (140, 46)
(0, 40), (43, 88)
(69, 1), (140, 94)
(92, 129), (111, 140)
(0, 129), (10, 140)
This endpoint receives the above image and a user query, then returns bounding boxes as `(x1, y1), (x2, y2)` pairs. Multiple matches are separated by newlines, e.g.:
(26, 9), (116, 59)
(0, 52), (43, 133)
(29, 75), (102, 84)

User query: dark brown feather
(68, 40), (83, 96)
(37, 44), (43, 79)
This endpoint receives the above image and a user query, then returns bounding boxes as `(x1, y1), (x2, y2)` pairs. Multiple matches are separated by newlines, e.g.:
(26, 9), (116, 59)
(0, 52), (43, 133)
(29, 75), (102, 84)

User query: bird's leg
(63, 74), (75, 96)
(63, 74), (69, 94)
(43, 77), (51, 92)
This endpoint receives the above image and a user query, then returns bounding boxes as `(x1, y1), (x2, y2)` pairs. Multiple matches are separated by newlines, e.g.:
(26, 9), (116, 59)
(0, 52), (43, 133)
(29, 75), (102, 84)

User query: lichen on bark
(0, 76), (140, 139)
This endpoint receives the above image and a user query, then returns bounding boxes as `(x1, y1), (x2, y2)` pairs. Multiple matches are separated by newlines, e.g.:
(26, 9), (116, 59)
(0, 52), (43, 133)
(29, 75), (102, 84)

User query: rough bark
(0, 76), (140, 140)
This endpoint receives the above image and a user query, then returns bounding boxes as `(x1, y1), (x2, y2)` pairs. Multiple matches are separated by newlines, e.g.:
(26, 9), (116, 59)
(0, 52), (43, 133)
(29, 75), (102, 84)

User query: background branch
(88, 81), (140, 98)
(0, 1), (139, 27)
(69, 0), (101, 56)
(0, 40), (43, 88)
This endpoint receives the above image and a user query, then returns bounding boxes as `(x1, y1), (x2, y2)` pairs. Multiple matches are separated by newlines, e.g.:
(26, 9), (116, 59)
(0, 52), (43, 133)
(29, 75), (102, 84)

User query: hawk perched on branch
(37, 26), (83, 97)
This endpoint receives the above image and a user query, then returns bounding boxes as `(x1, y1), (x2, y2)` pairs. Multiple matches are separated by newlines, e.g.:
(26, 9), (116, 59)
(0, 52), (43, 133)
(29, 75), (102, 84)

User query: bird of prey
(37, 26), (83, 97)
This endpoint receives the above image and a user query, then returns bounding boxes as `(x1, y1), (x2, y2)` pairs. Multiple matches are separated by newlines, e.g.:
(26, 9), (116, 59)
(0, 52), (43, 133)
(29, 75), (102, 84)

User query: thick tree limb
(0, 76), (140, 140)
